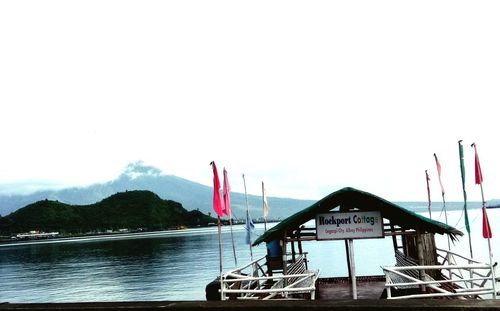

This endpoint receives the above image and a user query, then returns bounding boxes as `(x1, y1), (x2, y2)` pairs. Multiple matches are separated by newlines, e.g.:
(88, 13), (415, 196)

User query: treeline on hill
(0, 190), (216, 235)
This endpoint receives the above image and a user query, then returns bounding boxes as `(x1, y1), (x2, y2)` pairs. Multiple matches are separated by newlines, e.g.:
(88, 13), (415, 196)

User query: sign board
(316, 211), (384, 240)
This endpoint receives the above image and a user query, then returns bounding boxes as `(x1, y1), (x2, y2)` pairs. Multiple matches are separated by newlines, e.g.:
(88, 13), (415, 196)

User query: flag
(425, 170), (431, 217)
(245, 213), (255, 245)
(222, 168), (232, 217)
(472, 143), (492, 239)
(472, 143), (483, 185)
(433, 153), (445, 196)
(482, 206), (492, 239)
(262, 181), (269, 218)
(210, 161), (223, 217)
(458, 140), (470, 234)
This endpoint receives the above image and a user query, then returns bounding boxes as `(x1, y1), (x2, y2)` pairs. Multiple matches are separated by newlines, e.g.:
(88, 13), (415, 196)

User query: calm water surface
(1, 206), (498, 302)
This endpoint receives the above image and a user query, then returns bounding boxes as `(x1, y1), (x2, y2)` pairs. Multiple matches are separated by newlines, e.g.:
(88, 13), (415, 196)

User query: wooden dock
(1, 300), (500, 311)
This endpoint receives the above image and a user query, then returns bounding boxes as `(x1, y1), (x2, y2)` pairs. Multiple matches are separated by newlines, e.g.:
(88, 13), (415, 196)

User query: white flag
(262, 181), (269, 218)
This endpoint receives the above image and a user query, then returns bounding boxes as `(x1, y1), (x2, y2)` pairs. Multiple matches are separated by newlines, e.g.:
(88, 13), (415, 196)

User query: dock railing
(383, 248), (498, 299)
(220, 253), (320, 300)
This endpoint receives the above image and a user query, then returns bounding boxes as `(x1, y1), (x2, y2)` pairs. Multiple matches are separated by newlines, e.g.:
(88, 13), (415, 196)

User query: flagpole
(425, 170), (431, 219)
(471, 143), (496, 299)
(209, 161), (224, 300)
(228, 217), (237, 266)
(458, 140), (473, 259)
(262, 181), (267, 232)
(223, 168), (238, 267)
(243, 174), (253, 261)
(217, 215), (223, 279)
(434, 153), (451, 251)
(479, 184), (495, 299)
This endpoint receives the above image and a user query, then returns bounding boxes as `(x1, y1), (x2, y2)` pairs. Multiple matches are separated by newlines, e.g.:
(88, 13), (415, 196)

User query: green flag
(458, 140), (470, 234)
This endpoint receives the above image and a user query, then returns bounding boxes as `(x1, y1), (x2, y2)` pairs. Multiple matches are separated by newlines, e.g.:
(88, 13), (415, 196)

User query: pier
(1, 300), (500, 311)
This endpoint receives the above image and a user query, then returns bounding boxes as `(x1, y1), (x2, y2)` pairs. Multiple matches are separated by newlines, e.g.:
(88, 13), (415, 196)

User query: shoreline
(0, 226), (225, 247)
(0, 220), (280, 247)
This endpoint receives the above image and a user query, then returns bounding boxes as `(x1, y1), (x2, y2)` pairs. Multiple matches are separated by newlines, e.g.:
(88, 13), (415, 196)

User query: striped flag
(210, 161), (223, 217)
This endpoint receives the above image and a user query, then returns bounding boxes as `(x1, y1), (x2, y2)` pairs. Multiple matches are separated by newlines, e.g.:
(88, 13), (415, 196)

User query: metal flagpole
(425, 170), (431, 219)
(209, 161), (224, 300)
(216, 215), (223, 300)
(223, 168), (237, 267)
(442, 195), (451, 251)
(471, 143), (496, 299)
(262, 181), (267, 232)
(479, 184), (496, 299)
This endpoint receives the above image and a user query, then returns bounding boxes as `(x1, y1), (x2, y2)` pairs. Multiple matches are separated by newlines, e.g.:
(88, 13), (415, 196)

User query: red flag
(433, 153), (445, 195)
(210, 161), (223, 217)
(471, 144), (492, 238)
(222, 168), (232, 217)
(482, 207), (492, 238)
(472, 143), (483, 185)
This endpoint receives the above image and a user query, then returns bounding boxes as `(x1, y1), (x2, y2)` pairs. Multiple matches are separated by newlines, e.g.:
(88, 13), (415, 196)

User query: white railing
(436, 248), (496, 289)
(220, 253), (320, 300)
(383, 249), (498, 299)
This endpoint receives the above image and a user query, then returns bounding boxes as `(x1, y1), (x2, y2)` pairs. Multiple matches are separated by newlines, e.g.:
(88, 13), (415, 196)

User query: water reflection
(1, 209), (498, 303)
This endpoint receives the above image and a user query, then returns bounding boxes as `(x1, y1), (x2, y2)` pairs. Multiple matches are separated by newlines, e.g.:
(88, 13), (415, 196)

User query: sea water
(0, 204), (498, 302)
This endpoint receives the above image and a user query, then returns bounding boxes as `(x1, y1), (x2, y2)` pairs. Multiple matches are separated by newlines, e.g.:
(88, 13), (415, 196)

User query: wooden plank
(2, 300), (500, 311)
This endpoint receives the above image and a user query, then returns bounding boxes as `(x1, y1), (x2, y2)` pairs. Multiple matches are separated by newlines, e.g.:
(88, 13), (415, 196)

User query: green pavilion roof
(253, 187), (463, 245)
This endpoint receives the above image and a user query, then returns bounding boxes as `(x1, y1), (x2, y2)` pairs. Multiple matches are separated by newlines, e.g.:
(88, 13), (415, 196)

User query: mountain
(0, 162), (315, 220)
(0, 190), (215, 235)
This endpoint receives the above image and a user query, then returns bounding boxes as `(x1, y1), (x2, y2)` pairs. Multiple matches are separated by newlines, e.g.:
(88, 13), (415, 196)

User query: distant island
(0, 190), (217, 240)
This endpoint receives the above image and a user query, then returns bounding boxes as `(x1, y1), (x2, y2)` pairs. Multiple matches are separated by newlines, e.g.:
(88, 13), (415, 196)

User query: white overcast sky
(1, 1), (499, 202)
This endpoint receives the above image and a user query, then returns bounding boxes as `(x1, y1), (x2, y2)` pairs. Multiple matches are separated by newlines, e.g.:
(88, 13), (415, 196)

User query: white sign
(316, 211), (384, 240)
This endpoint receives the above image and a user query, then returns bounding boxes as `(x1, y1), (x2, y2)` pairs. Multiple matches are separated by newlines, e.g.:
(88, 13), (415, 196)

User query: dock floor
(316, 276), (386, 300)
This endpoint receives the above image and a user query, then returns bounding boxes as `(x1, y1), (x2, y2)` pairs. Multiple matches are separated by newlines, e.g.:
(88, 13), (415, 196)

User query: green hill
(0, 190), (216, 235)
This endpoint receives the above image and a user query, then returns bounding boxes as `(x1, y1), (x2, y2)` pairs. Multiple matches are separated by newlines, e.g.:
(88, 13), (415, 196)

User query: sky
(1, 1), (499, 202)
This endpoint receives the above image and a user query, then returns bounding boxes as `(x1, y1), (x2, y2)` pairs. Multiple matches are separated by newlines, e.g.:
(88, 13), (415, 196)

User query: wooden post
(401, 228), (407, 256)
(390, 223), (398, 251)
(297, 226), (303, 255)
(416, 229), (426, 293)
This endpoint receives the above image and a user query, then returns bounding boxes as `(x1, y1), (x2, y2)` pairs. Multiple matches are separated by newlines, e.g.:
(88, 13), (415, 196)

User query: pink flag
(433, 153), (445, 195)
(482, 207), (492, 238)
(210, 161), (223, 217)
(472, 143), (483, 185)
(222, 168), (232, 217)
